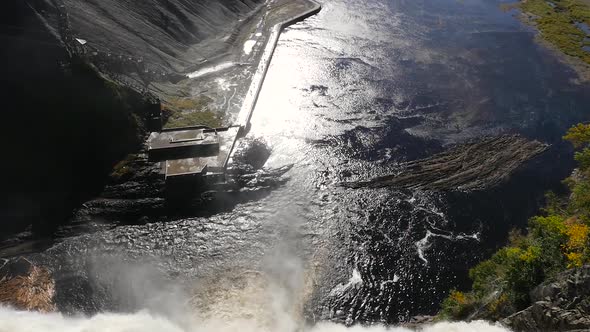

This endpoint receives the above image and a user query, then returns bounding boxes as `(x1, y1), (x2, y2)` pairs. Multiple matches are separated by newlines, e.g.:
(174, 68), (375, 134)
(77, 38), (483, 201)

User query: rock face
(65, 140), (286, 229)
(502, 265), (590, 331)
(5, 0), (265, 78)
(62, 0), (264, 74)
(343, 135), (548, 191)
(0, 0), (265, 238)
(68, 153), (166, 227)
(0, 258), (55, 312)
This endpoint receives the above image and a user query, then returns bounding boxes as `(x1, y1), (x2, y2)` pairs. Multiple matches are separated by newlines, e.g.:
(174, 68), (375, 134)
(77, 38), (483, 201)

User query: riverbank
(439, 124), (590, 331)
(510, 0), (590, 82)
(433, 2), (590, 327)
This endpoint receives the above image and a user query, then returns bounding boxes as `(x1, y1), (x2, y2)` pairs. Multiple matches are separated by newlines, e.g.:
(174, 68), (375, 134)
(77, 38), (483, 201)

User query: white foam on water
(312, 321), (511, 332)
(0, 307), (512, 332)
(416, 230), (480, 265)
(0, 308), (185, 332)
(328, 268), (363, 296)
(0, 253), (511, 332)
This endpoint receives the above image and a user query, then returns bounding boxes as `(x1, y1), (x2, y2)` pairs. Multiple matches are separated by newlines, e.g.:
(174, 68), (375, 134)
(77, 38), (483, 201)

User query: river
(5, 0), (590, 330)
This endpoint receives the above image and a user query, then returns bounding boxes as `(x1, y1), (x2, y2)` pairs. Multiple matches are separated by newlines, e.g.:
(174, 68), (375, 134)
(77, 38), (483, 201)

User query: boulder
(0, 257), (56, 312)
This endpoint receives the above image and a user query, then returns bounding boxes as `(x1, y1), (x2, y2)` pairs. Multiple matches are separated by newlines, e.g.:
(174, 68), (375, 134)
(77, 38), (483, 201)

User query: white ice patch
(244, 40), (257, 55)
(0, 307), (512, 332)
(187, 62), (235, 79)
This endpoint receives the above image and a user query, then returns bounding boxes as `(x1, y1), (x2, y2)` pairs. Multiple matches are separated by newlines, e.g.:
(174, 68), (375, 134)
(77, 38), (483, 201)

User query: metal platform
(147, 126), (240, 184)
(147, 127), (220, 162)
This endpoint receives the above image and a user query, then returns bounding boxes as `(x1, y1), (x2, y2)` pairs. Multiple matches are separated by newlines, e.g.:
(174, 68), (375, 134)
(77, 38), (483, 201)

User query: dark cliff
(0, 0), (263, 242)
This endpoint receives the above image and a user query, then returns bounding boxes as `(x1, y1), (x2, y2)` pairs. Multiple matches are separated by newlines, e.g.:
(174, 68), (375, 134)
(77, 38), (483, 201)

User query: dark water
(20, 0), (590, 324)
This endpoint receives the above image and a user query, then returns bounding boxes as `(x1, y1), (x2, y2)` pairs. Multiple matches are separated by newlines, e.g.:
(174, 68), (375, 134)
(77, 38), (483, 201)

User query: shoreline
(510, 1), (590, 83)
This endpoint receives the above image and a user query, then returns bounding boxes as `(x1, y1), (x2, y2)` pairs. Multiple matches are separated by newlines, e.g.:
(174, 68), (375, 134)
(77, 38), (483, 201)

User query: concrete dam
(146, 0), (322, 198)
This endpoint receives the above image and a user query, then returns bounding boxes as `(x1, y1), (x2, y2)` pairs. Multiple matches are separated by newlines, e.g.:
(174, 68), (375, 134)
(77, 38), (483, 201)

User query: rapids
(0, 307), (510, 332)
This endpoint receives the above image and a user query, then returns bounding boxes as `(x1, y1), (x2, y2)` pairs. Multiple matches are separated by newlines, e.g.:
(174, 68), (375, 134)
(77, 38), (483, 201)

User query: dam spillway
(147, 0), (321, 197)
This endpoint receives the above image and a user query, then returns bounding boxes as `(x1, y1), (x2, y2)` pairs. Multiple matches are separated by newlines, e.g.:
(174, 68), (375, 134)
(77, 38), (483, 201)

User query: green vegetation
(440, 123), (590, 320)
(519, 0), (590, 65)
(163, 95), (223, 129)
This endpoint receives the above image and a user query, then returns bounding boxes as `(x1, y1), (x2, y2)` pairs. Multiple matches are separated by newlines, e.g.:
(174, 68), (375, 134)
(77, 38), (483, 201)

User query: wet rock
(105, 154), (165, 197)
(65, 145), (288, 228)
(502, 265), (590, 331)
(65, 154), (166, 228)
(404, 315), (436, 328)
(0, 257), (55, 312)
(343, 135), (548, 191)
(54, 275), (111, 315)
(72, 198), (166, 222)
(230, 137), (272, 172)
(228, 164), (293, 189)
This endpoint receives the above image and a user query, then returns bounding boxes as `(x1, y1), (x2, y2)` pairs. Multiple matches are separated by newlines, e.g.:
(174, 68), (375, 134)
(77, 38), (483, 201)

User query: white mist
(0, 307), (511, 332)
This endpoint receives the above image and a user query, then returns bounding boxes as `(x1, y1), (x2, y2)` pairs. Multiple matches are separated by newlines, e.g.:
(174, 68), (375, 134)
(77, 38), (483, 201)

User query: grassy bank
(518, 0), (590, 65)
(163, 95), (223, 129)
(439, 124), (590, 320)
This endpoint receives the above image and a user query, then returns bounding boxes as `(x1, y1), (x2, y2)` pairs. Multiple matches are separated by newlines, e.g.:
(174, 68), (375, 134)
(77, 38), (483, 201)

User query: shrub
(574, 148), (590, 171)
(563, 218), (590, 267)
(440, 290), (475, 320)
(564, 123), (590, 149)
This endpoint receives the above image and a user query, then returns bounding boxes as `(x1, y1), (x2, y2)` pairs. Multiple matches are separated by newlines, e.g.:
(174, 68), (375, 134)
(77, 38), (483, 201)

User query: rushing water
(5, 0), (590, 330)
(0, 307), (510, 332)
